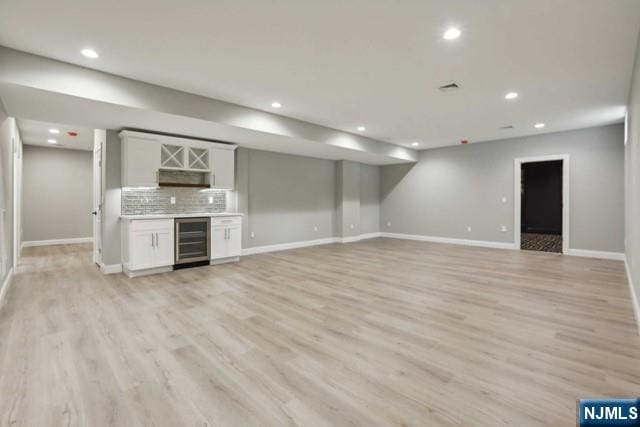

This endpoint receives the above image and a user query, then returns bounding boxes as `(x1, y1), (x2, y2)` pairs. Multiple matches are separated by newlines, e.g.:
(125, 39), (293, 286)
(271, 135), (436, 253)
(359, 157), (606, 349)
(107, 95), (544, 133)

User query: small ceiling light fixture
(271, 101), (282, 108)
(81, 48), (99, 58)
(49, 128), (60, 134)
(411, 142), (420, 147)
(505, 92), (518, 100)
(357, 126), (366, 131)
(443, 27), (461, 40)
(47, 139), (57, 144)
(534, 123), (545, 129)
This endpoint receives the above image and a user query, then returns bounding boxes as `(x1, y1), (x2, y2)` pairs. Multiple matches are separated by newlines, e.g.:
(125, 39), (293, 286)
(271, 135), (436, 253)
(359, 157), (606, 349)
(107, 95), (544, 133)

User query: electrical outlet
(501, 196), (507, 204)
(350, 224), (354, 229)
(387, 221), (391, 228)
(208, 197), (213, 204)
(250, 231), (255, 238)
(501, 225), (507, 232)
(466, 226), (472, 232)
(313, 226), (318, 232)
(170, 197), (176, 204)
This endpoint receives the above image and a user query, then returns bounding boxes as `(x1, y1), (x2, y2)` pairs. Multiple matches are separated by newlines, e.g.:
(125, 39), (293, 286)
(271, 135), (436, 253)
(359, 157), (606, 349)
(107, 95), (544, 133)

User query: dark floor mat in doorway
(521, 233), (562, 253)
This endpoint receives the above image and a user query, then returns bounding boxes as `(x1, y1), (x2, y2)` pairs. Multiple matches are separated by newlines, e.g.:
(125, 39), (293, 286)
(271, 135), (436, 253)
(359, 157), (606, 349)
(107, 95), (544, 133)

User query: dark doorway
(520, 160), (563, 253)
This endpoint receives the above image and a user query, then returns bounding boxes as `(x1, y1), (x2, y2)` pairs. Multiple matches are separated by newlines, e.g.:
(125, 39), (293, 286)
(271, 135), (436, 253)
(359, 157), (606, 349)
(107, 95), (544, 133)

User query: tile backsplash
(122, 187), (227, 215)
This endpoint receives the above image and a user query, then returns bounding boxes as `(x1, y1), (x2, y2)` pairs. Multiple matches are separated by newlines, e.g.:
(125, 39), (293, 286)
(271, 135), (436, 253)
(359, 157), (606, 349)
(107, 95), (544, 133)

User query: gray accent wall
(336, 161), (361, 239)
(22, 145), (92, 242)
(360, 164), (380, 234)
(239, 149), (336, 248)
(381, 124), (624, 252)
(626, 32), (640, 317)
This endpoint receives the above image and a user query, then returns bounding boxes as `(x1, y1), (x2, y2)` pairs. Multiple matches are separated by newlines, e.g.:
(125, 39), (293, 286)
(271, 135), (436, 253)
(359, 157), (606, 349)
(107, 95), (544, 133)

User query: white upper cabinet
(210, 147), (235, 190)
(121, 135), (161, 187)
(120, 131), (236, 188)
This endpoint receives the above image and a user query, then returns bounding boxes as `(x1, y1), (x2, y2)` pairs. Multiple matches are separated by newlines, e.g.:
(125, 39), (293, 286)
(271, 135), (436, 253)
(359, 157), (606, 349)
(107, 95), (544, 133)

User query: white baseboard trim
(359, 232), (382, 240)
(380, 232), (517, 250)
(100, 263), (123, 274)
(243, 237), (339, 256)
(624, 258), (640, 336)
(243, 232), (386, 256)
(22, 237), (94, 248)
(565, 249), (626, 261)
(0, 268), (14, 310)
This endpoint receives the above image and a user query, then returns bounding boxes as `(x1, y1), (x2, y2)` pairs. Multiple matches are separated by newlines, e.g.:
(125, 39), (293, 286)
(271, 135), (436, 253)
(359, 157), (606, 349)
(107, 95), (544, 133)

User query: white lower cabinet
(211, 216), (242, 261)
(123, 219), (174, 275)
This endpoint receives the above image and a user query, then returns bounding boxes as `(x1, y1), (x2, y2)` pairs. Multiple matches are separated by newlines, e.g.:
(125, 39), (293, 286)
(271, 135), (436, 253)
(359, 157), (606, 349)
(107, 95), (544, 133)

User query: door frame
(92, 130), (105, 266)
(514, 154), (570, 254)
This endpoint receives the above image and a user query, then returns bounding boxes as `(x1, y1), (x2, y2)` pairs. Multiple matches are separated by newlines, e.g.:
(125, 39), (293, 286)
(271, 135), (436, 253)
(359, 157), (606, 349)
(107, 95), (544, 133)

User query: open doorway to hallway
(514, 154), (569, 255)
(520, 160), (563, 253)
(16, 119), (97, 264)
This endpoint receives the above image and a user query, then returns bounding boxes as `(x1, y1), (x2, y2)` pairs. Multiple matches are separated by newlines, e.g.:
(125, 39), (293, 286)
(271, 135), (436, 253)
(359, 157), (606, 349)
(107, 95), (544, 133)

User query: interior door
(92, 131), (104, 266)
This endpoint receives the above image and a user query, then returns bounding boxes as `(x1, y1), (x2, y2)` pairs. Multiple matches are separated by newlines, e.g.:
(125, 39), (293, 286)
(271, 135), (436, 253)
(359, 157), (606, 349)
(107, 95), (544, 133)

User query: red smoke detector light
(67, 131), (78, 137)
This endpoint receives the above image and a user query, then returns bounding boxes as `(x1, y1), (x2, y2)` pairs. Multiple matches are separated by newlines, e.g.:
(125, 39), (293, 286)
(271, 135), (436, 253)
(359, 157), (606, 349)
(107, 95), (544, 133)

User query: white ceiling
(1, 0), (639, 149)
(16, 119), (93, 151)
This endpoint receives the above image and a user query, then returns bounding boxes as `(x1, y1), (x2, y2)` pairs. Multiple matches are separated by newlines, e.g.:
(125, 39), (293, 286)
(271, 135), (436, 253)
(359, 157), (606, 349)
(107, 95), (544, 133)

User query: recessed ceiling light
(81, 48), (99, 58)
(357, 126), (366, 132)
(443, 27), (461, 40)
(505, 92), (518, 100)
(534, 123), (545, 129)
(49, 128), (60, 134)
(271, 101), (282, 108)
(411, 142), (420, 147)
(47, 139), (57, 144)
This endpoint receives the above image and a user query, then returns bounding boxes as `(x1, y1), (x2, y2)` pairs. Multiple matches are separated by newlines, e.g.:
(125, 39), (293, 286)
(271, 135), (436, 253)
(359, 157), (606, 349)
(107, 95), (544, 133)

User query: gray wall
(360, 164), (380, 234)
(240, 149), (336, 248)
(336, 161), (361, 238)
(101, 130), (121, 266)
(22, 145), (92, 242)
(381, 124), (624, 252)
(0, 104), (12, 287)
(626, 32), (640, 314)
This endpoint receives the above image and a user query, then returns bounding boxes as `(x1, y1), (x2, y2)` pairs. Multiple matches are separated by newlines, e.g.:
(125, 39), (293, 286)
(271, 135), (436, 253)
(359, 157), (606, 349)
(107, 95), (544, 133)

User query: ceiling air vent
(499, 125), (514, 130)
(439, 82), (460, 92)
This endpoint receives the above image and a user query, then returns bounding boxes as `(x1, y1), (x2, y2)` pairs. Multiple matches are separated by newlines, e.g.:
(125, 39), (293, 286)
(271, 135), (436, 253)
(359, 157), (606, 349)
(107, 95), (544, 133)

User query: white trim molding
(243, 237), (339, 256)
(22, 237), (94, 248)
(565, 249), (625, 261)
(359, 232), (382, 240)
(624, 258), (640, 336)
(100, 263), (123, 274)
(0, 268), (14, 310)
(381, 232), (517, 250)
(242, 232), (384, 256)
(514, 154), (570, 254)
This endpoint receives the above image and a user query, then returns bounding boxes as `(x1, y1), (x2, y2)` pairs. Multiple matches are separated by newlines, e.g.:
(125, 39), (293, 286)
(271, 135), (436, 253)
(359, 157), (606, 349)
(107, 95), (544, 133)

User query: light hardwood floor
(0, 239), (639, 426)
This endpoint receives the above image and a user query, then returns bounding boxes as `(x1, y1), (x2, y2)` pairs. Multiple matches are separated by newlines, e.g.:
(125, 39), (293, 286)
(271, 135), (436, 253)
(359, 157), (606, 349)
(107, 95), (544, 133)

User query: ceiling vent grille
(499, 125), (514, 130)
(439, 82), (460, 92)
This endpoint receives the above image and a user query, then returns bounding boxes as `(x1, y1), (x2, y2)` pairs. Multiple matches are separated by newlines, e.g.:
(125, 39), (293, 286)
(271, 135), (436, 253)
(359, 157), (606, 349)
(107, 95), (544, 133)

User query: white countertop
(121, 212), (243, 220)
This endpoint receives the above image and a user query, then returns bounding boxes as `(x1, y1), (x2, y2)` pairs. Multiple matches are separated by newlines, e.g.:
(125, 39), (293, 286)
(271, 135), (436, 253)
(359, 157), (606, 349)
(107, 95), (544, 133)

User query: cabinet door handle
(212, 173), (216, 187)
(155, 233), (159, 247)
(151, 234), (155, 247)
